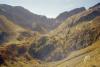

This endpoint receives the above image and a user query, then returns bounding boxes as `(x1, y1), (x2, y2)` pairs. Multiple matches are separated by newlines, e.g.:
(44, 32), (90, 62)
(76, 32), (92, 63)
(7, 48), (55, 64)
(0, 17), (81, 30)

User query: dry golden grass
(53, 40), (100, 67)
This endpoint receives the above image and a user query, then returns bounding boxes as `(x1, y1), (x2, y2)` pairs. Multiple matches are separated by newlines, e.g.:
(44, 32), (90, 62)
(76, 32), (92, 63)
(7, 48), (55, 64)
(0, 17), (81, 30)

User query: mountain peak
(93, 3), (100, 7)
(89, 3), (100, 9)
(56, 7), (86, 21)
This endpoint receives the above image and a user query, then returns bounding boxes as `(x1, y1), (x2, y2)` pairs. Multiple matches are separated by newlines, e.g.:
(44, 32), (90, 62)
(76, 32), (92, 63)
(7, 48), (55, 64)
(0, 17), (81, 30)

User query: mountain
(56, 7), (86, 22)
(29, 15), (100, 62)
(0, 15), (24, 44)
(90, 3), (100, 9)
(0, 15), (41, 66)
(0, 4), (58, 33)
(0, 4), (86, 33)
(51, 40), (100, 67)
(0, 15), (36, 46)
(0, 15), (25, 33)
(0, 3), (100, 67)
(27, 3), (100, 62)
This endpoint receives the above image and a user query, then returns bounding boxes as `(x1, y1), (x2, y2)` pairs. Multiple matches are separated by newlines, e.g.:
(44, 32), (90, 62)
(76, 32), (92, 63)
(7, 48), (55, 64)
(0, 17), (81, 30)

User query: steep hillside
(0, 4), (86, 33)
(0, 15), (37, 46)
(0, 15), (41, 67)
(56, 7), (86, 22)
(52, 40), (100, 67)
(0, 3), (100, 67)
(0, 4), (58, 33)
(90, 3), (100, 9)
(0, 17), (99, 67)
(0, 15), (25, 33)
(0, 15), (24, 44)
(28, 6), (100, 62)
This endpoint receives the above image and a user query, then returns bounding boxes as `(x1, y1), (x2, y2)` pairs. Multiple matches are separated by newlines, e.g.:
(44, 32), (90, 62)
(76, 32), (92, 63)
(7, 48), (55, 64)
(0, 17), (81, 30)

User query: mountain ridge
(0, 4), (89, 33)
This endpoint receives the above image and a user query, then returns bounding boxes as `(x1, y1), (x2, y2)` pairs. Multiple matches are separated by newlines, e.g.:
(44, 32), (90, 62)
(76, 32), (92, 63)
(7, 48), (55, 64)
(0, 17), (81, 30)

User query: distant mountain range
(0, 4), (88, 33)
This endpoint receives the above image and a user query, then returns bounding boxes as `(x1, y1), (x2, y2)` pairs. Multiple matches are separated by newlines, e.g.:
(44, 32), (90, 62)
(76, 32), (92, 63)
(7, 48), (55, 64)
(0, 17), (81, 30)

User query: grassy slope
(0, 15), (41, 67)
(0, 15), (39, 45)
(1, 40), (100, 67)
(53, 40), (100, 67)
(0, 6), (100, 67)
(21, 39), (100, 67)
(0, 15), (25, 33)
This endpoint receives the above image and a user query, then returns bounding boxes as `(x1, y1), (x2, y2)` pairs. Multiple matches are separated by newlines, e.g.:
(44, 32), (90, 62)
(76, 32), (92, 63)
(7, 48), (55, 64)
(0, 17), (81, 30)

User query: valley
(0, 3), (100, 67)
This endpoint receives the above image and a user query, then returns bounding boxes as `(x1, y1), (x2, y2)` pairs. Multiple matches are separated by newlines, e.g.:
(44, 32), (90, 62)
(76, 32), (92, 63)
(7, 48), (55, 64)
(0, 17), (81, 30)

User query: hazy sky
(0, 0), (100, 18)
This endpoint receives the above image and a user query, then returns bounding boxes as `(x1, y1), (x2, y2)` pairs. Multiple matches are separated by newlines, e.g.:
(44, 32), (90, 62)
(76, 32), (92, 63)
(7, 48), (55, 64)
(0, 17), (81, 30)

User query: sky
(0, 0), (100, 18)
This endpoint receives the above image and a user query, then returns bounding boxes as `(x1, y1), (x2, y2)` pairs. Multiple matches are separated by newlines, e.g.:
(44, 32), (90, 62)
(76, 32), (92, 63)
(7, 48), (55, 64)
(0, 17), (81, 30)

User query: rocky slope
(0, 3), (100, 67)
(26, 3), (100, 62)
(29, 15), (100, 62)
